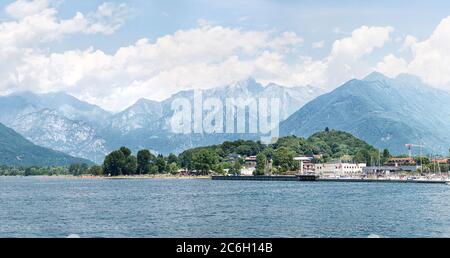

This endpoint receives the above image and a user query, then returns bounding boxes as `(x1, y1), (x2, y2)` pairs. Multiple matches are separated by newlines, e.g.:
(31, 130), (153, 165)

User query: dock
(212, 176), (448, 184)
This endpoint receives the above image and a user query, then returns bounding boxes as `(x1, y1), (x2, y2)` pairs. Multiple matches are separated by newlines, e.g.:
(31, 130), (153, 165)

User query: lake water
(1, 177), (450, 238)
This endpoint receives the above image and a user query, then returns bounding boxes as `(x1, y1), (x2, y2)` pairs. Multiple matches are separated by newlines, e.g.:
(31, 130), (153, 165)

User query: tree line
(1, 129), (448, 176)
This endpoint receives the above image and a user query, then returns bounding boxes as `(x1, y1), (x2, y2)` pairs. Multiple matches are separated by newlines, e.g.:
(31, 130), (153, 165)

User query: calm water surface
(1, 177), (449, 238)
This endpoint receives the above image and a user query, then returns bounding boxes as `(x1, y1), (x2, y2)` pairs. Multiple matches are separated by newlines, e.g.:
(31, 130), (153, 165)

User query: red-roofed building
(385, 157), (416, 167)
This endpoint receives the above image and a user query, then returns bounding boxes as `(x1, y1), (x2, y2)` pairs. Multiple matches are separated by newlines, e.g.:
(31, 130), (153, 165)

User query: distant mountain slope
(11, 109), (108, 163)
(280, 72), (450, 154)
(0, 92), (110, 161)
(103, 78), (325, 154)
(5, 91), (111, 125)
(0, 78), (322, 159)
(106, 98), (164, 134)
(0, 123), (91, 166)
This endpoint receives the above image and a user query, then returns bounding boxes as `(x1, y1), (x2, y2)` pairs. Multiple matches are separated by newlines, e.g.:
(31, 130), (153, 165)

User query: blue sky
(0, 0), (450, 110)
(2, 0), (444, 54)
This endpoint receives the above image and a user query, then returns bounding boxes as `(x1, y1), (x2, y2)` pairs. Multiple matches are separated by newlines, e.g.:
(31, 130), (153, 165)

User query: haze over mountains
(0, 78), (323, 163)
(0, 92), (111, 163)
(280, 72), (450, 154)
(2, 72), (449, 165)
(0, 122), (91, 166)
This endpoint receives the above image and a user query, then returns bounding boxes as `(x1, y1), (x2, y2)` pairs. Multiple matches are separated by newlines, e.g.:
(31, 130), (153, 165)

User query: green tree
(123, 155), (137, 175)
(149, 164), (159, 174)
(167, 153), (179, 165)
(255, 153), (267, 176)
(229, 159), (242, 175)
(167, 162), (179, 175)
(273, 147), (297, 174)
(103, 150), (126, 176)
(69, 163), (88, 176)
(69, 164), (80, 176)
(415, 156), (431, 166)
(155, 155), (166, 174)
(80, 163), (89, 174)
(24, 167), (33, 176)
(103, 148), (138, 176)
(137, 149), (154, 174)
(88, 165), (103, 176)
(354, 149), (374, 165)
(381, 149), (391, 164)
(120, 147), (132, 158)
(192, 149), (219, 175)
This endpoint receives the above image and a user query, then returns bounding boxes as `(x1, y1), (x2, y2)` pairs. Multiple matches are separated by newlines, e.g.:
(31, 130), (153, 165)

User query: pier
(212, 176), (448, 184)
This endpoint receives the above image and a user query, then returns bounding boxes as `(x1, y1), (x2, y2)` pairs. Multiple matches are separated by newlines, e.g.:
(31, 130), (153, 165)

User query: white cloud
(5, 25), (307, 111)
(5, 0), (49, 19)
(330, 26), (394, 59)
(197, 18), (216, 28)
(0, 1), (132, 104)
(400, 35), (417, 52)
(0, 1), (130, 49)
(324, 25), (394, 86)
(85, 2), (132, 35)
(312, 40), (324, 49)
(0, 13), (397, 111)
(0, 2), (402, 111)
(374, 16), (450, 90)
(375, 54), (408, 78)
(406, 16), (450, 88)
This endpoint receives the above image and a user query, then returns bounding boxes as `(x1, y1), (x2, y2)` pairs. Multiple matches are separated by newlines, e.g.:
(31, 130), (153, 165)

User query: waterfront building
(294, 157), (314, 174)
(244, 156), (257, 167)
(363, 165), (419, 174)
(315, 162), (367, 177)
(385, 157), (416, 166)
(433, 158), (449, 164)
(294, 156), (366, 177)
(363, 166), (401, 175)
(240, 167), (255, 176)
(227, 153), (242, 160)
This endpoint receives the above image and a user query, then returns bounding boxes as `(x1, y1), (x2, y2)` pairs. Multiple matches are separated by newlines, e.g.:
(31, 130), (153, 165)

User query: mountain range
(0, 78), (323, 163)
(280, 72), (450, 154)
(99, 78), (324, 155)
(0, 92), (111, 163)
(0, 122), (91, 166)
(2, 72), (449, 165)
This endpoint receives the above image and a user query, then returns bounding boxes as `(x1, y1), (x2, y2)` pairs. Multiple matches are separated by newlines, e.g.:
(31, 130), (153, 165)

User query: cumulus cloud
(401, 35), (418, 52)
(0, 2), (406, 112)
(0, 6), (396, 111)
(406, 16), (450, 88)
(0, 1), (130, 49)
(5, 0), (49, 19)
(7, 25), (306, 111)
(85, 2), (132, 35)
(375, 16), (450, 90)
(375, 54), (408, 77)
(0, 1), (131, 97)
(312, 41), (324, 49)
(323, 25), (394, 86)
(330, 26), (394, 59)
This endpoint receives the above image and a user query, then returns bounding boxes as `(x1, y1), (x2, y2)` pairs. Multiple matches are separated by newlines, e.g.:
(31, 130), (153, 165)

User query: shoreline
(2, 175), (449, 185)
(0, 175), (212, 180)
(212, 175), (450, 184)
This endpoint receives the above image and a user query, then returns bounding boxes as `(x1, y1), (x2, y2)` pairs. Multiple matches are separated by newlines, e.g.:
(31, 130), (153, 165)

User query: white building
(294, 157), (314, 174)
(315, 162), (367, 177)
(240, 167), (255, 176)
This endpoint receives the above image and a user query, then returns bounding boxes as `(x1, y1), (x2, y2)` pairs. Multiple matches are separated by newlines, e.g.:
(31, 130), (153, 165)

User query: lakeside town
(235, 154), (450, 183)
(2, 129), (449, 184)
